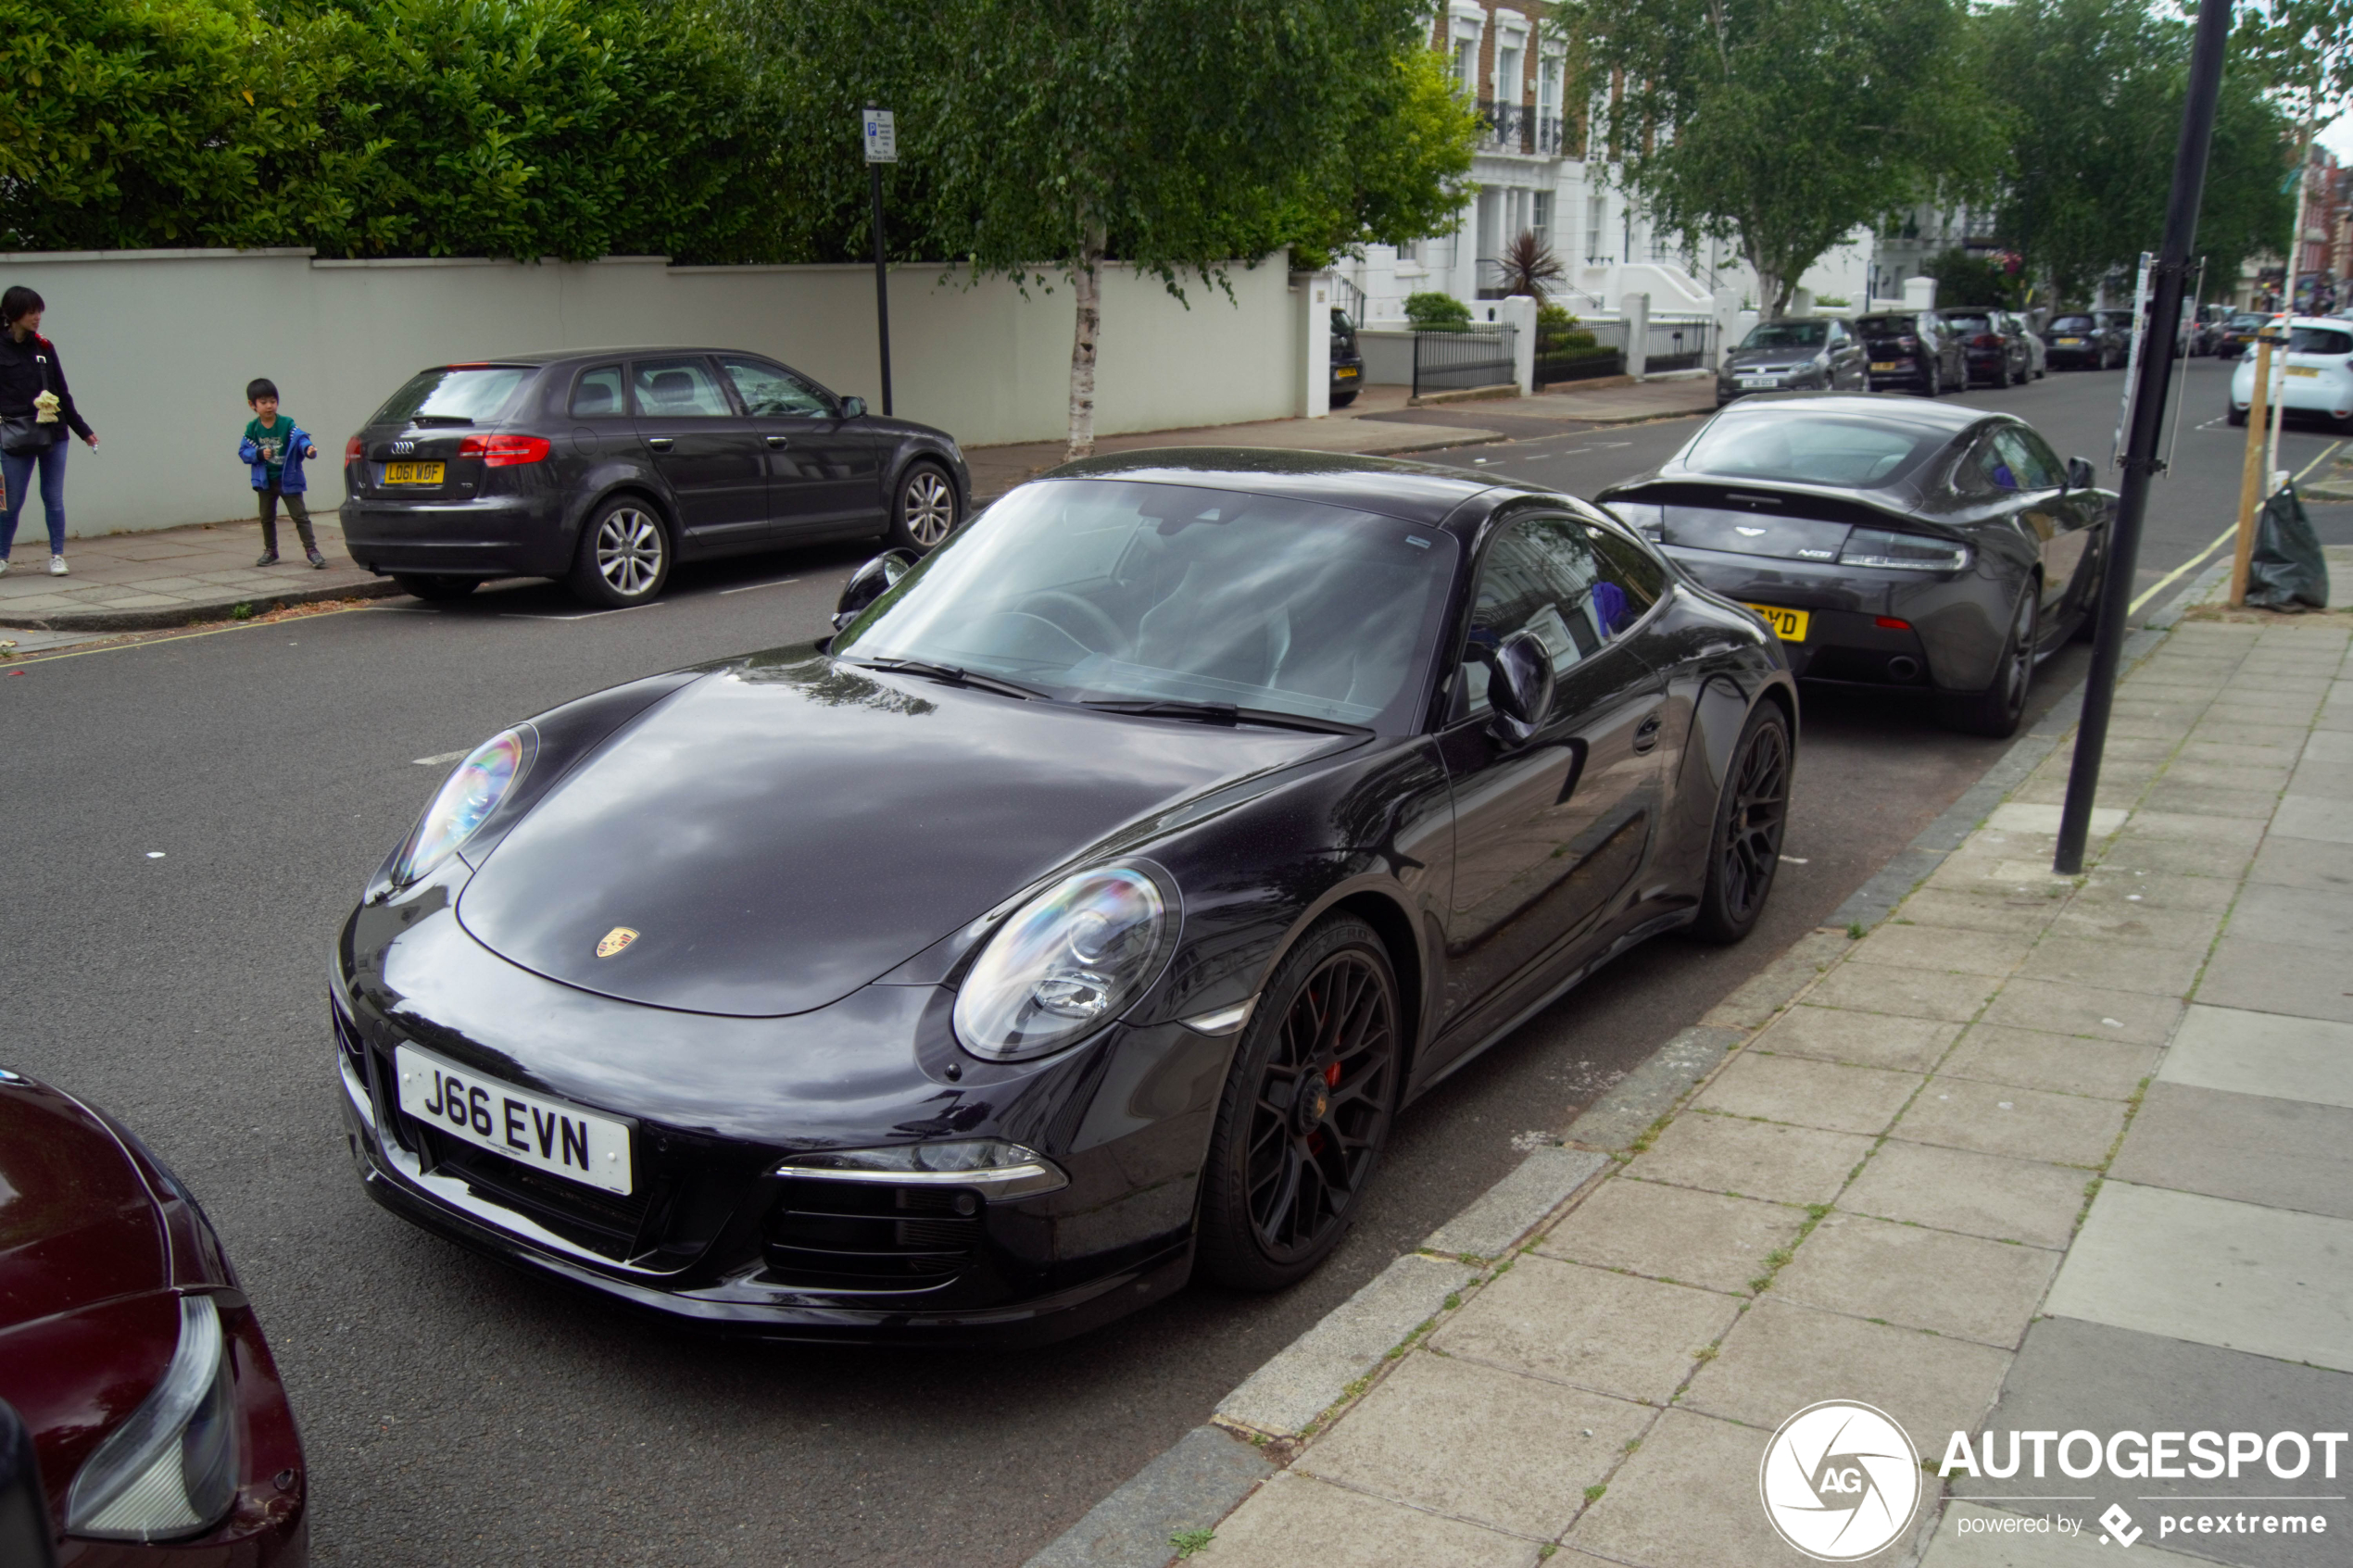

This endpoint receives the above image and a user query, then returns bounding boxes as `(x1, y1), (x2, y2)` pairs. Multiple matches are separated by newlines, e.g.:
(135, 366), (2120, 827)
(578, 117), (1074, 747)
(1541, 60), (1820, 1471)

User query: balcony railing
(1476, 101), (1568, 157)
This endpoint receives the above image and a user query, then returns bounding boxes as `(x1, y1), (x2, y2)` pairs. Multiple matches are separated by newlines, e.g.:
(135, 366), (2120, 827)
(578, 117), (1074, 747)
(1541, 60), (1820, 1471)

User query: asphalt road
(2, 360), (2343, 1568)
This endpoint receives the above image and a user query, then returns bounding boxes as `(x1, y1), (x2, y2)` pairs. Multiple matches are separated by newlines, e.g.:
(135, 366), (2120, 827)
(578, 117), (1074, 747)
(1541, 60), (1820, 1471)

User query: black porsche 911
(332, 450), (1797, 1343)
(1598, 395), (2114, 738)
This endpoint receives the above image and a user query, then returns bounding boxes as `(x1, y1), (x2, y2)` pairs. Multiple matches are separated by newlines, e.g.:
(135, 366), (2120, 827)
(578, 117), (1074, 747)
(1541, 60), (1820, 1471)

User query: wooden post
(2229, 334), (2274, 608)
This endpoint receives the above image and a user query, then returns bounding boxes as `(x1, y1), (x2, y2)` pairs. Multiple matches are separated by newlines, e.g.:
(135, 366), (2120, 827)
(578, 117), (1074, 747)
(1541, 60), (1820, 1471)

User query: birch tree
(927, 0), (1447, 459)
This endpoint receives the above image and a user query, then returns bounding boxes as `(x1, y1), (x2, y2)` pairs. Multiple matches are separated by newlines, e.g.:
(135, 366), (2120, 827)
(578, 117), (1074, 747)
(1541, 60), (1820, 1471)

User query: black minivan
(340, 348), (970, 606)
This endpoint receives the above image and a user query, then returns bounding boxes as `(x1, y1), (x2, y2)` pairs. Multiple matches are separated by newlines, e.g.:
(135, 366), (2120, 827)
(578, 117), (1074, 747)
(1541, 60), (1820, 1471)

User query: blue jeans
(1, 438), (68, 558)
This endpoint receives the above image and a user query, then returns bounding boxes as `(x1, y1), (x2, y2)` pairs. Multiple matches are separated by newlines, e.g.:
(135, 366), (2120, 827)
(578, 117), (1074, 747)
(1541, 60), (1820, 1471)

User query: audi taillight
(458, 433), (551, 467)
(345, 435), (362, 463)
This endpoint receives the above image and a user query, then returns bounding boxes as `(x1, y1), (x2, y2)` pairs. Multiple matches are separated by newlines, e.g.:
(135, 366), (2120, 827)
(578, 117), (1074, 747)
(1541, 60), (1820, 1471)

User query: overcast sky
(2320, 113), (2351, 160)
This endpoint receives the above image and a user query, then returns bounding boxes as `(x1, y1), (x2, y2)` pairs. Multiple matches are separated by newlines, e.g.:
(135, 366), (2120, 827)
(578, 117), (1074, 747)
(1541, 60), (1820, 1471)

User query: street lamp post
(2053, 0), (2233, 876)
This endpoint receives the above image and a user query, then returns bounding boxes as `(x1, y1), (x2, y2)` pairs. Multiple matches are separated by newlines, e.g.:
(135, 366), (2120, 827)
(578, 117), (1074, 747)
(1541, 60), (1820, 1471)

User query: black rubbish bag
(2243, 483), (2331, 610)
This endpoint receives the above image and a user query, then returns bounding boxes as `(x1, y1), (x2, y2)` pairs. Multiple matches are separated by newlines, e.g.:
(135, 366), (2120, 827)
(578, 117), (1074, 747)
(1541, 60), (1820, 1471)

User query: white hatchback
(2230, 316), (2353, 428)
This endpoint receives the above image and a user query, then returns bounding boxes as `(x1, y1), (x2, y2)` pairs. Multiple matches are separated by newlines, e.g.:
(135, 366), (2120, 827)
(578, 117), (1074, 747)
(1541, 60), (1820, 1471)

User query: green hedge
(0, 0), (785, 260)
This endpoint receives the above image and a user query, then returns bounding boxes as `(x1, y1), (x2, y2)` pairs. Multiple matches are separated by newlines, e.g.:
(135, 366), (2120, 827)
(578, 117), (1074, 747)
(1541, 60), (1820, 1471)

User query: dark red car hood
(0, 1076), (168, 1328)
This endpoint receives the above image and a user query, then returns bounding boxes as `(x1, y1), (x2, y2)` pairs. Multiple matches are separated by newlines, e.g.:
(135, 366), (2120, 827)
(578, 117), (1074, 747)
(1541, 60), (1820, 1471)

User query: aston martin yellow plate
(1745, 603), (1808, 641)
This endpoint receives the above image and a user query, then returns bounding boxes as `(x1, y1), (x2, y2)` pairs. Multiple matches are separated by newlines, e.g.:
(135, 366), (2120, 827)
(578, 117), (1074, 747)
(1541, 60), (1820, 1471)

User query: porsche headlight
(65, 1295), (239, 1542)
(392, 726), (534, 885)
(954, 867), (1173, 1061)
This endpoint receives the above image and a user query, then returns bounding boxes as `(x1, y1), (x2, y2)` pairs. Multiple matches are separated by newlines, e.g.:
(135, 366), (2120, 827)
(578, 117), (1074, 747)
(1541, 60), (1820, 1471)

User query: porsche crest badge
(595, 926), (639, 959)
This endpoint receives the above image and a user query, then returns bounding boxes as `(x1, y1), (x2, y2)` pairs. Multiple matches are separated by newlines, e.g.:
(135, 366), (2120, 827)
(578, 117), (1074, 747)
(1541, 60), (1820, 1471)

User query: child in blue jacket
(238, 378), (325, 568)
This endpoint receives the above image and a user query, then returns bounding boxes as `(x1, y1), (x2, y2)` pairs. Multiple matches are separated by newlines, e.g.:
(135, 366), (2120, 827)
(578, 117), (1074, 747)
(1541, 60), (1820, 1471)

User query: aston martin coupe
(332, 450), (1797, 1343)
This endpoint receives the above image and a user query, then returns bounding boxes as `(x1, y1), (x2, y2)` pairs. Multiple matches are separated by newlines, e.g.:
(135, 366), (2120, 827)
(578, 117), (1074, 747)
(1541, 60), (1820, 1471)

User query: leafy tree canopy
(1554, 0), (2002, 318)
(1982, 0), (2295, 305)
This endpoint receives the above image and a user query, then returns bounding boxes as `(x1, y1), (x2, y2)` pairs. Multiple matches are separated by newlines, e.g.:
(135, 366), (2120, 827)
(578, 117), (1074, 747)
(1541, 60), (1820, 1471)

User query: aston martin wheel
(1691, 704), (1791, 944)
(1940, 589), (2036, 738)
(887, 461), (960, 553)
(568, 497), (671, 607)
(1199, 916), (1400, 1290)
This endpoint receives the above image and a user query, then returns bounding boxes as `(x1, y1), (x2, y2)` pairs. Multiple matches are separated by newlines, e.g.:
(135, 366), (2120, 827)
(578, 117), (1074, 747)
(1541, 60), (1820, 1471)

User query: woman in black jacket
(1, 285), (100, 578)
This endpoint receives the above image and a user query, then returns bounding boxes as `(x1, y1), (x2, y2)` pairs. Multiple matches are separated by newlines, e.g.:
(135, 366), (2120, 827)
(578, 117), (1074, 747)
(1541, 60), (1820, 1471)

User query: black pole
(2053, 0), (2231, 874)
(870, 160), (894, 417)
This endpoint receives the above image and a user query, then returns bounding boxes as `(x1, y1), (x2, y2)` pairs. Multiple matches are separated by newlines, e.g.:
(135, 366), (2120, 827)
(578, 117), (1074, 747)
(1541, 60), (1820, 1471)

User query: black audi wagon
(339, 349), (970, 607)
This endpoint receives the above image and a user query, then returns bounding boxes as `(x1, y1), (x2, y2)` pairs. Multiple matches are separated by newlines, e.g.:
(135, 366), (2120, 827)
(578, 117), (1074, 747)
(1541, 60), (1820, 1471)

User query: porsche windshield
(832, 479), (1461, 732)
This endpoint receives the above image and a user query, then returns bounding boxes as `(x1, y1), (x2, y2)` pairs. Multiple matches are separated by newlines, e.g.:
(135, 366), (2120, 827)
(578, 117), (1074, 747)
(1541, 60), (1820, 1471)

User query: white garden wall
(0, 248), (1305, 537)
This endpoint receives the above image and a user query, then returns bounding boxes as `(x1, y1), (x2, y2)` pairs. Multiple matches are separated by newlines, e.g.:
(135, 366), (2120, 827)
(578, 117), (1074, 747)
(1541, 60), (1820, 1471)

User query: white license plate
(394, 1043), (635, 1195)
(1739, 376), (1778, 389)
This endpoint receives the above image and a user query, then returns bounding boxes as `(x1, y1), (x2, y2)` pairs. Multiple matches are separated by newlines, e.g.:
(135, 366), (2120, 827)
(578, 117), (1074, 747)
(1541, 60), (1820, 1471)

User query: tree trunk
(1064, 223), (1106, 462)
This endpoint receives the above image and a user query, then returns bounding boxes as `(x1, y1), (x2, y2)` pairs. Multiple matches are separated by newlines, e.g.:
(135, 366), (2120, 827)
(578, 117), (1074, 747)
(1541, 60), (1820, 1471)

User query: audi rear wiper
(1080, 698), (1369, 736)
(846, 658), (1044, 701)
(409, 415), (476, 427)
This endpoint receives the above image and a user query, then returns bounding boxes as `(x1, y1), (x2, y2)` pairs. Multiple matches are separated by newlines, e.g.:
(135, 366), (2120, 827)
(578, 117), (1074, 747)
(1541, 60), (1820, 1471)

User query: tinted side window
(1990, 428), (2060, 490)
(570, 365), (626, 418)
(1581, 520), (1667, 620)
(632, 358), (734, 418)
(723, 357), (833, 417)
(1460, 517), (1636, 712)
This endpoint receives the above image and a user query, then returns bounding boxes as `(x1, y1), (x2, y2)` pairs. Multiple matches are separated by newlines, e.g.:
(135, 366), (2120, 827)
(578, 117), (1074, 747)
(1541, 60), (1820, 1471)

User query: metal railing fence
(1413, 326), (1518, 397)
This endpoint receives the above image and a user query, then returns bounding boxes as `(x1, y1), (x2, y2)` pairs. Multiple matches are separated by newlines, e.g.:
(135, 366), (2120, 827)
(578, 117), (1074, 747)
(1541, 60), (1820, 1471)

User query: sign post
(862, 106), (897, 416)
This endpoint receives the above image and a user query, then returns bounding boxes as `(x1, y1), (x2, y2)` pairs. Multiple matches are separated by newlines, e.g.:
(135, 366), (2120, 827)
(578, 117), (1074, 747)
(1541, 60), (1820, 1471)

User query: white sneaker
(49, 555), (68, 576)
(0, 558), (9, 577)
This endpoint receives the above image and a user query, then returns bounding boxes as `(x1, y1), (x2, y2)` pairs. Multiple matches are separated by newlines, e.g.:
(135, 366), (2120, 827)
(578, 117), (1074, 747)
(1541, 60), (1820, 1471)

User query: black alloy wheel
(887, 461), (960, 554)
(391, 573), (478, 603)
(1691, 704), (1791, 944)
(1941, 589), (2037, 737)
(1199, 916), (1400, 1290)
(569, 497), (671, 607)
(1919, 359), (1941, 398)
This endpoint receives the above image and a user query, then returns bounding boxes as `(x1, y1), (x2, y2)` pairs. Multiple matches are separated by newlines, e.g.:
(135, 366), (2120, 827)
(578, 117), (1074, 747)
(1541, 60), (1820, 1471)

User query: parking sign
(862, 108), (897, 164)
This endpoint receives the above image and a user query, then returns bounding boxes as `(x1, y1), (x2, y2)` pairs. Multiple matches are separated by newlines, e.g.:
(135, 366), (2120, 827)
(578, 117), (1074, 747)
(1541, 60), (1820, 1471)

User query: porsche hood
(455, 654), (1327, 1017)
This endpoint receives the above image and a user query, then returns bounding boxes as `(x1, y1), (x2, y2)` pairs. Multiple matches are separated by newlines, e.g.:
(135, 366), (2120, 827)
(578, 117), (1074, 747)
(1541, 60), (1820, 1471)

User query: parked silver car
(1717, 318), (1869, 407)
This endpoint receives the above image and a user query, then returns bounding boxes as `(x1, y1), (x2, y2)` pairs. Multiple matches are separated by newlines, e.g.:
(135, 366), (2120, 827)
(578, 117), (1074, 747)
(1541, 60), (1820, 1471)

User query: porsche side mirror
(1485, 628), (1555, 748)
(2064, 457), (2095, 491)
(0, 1401), (56, 1568)
(840, 395), (868, 420)
(834, 549), (914, 631)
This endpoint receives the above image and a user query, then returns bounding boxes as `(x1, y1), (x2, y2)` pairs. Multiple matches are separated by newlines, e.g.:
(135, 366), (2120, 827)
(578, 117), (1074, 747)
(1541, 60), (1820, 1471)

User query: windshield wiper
(1079, 698), (1369, 736)
(845, 658), (1045, 700)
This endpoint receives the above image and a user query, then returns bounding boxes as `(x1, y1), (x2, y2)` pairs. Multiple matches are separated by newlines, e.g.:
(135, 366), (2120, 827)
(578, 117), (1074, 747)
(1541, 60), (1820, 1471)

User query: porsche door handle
(646, 437), (674, 452)
(1631, 713), (1664, 753)
(765, 435), (790, 448)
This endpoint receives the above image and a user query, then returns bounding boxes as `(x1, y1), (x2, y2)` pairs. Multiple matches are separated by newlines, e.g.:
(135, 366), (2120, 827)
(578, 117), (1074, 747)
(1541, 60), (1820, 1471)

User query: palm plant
(1496, 230), (1566, 301)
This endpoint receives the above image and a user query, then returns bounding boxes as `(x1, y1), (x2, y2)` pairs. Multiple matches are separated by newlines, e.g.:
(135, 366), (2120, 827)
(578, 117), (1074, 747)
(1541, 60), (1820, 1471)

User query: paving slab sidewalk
(1059, 610), (2353, 1568)
(0, 514), (395, 633)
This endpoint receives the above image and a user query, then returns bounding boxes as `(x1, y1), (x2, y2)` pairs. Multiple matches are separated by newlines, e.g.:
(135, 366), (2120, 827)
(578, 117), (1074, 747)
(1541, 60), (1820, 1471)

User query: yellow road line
(2127, 437), (2344, 614)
